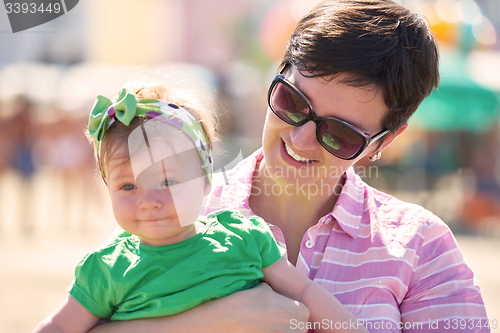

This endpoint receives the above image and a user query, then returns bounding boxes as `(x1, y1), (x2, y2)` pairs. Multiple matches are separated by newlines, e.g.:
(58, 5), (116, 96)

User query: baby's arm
(33, 295), (101, 333)
(262, 257), (368, 333)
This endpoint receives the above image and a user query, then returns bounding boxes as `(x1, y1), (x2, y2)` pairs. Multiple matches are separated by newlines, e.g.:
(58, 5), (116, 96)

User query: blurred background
(1, 0), (499, 331)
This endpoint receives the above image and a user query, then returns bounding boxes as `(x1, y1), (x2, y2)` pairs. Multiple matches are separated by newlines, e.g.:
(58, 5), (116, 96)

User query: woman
(91, 1), (488, 332)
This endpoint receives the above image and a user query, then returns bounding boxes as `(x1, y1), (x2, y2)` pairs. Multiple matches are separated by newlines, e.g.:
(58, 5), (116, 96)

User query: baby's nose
(139, 189), (164, 210)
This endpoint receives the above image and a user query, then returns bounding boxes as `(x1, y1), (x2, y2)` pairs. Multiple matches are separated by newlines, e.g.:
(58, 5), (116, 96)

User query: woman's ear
(378, 123), (408, 152)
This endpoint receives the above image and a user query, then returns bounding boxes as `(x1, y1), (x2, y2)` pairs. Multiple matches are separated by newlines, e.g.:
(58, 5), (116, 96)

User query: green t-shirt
(68, 209), (282, 321)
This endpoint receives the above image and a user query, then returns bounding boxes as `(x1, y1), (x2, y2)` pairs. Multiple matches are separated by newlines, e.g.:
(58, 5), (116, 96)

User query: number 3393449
(5, 3), (61, 14)
(444, 319), (498, 330)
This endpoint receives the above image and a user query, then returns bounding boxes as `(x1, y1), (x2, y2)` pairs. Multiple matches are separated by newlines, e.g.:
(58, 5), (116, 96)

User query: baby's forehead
(130, 129), (198, 169)
(106, 153), (133, 181)
(105, 118), (205, 183)
(129, 120), (195, 152)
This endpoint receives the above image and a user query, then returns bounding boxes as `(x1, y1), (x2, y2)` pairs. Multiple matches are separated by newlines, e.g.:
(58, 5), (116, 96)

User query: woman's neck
(249, 158), (346, 264)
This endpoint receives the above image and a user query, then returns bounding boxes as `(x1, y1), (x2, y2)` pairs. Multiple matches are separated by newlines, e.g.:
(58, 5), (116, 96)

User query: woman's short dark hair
(281, 0), (440, 133)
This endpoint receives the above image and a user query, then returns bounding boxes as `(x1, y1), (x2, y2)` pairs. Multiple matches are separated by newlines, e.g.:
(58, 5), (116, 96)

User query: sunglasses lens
(270, 82), (309, 125)
(269, 76), (368, 160)
(318, 121), (365, 158)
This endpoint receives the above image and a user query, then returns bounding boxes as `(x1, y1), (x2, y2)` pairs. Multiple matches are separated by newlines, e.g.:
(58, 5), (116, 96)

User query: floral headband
(88, 88), (212, 185)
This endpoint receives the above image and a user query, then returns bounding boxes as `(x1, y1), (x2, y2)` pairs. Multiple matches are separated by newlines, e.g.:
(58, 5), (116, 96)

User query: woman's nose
(139, 189), (164, 211)
(290, 121), (319, 151)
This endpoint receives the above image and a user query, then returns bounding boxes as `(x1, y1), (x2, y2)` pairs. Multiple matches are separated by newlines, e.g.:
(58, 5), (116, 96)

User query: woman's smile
(284, 141), (317, 164)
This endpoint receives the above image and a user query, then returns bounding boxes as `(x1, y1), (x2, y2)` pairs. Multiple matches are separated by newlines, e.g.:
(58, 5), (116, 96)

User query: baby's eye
(121, 184), (137, 191)
(161, 179), (178, 187)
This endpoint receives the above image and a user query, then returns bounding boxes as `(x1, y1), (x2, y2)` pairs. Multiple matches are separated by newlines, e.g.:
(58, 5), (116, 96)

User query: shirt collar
(330, 167), (365, 239)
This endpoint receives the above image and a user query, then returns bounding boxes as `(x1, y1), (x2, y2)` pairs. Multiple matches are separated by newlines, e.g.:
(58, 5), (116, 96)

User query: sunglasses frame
(267, 67), (389, 160)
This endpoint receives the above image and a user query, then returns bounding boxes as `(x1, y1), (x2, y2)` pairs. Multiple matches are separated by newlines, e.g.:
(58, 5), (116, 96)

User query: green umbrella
(411, 50), (500, 132)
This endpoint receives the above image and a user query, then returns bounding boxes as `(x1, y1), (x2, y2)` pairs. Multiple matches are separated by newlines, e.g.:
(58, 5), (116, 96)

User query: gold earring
(369, 152), (381, 162)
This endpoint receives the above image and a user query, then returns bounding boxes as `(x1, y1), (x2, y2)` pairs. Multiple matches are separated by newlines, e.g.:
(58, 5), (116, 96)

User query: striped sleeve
(400, 214), (489, 332)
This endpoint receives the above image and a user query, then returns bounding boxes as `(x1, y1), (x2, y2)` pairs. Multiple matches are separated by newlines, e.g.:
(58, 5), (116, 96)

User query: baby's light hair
(85, 81), (219, 179)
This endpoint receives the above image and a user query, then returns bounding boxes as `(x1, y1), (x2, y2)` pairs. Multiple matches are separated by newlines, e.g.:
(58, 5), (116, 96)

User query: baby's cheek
(111, 195), (135, 219)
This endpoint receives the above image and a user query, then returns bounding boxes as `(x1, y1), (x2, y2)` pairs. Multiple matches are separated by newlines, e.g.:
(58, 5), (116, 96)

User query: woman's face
(261, 66), (395, 192)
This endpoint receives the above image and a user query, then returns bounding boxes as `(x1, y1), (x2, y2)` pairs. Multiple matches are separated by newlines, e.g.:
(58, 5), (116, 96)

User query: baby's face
(106, 129), (209, 246)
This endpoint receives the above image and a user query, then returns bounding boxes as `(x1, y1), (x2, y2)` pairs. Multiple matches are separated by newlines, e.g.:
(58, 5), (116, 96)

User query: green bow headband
(88, 88), (212, 185)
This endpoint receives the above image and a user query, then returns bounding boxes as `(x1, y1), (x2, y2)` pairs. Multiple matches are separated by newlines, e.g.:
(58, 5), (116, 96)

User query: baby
(33, 83), (367, 333)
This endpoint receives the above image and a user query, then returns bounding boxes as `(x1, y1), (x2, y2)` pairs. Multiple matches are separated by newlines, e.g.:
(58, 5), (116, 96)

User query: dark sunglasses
(267, 68), (389, 160)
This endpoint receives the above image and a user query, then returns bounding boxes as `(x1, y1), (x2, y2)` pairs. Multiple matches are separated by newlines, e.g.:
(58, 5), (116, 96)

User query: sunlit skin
(106, 131), (210, 247)
(250, 66), (407, 264)
(34, 125), (371, 333)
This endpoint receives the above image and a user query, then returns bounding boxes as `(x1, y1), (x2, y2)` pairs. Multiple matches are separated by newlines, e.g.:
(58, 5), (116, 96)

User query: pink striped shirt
(202, 148), (489, 333)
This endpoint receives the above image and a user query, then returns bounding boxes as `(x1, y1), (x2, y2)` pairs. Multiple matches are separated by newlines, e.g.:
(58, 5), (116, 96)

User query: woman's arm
(33, 295), (101, 333)
(262, 257), (368, 333)
(399, 219), (489, 331)
(88, 283), (310, 333)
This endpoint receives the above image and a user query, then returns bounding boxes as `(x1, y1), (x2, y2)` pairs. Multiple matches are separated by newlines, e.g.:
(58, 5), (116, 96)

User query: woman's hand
(89, 282), (310, 333)
(222, 282), (310, 333)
